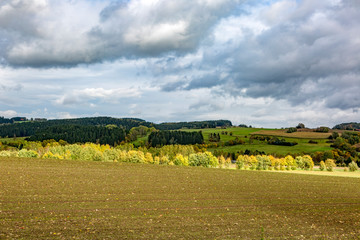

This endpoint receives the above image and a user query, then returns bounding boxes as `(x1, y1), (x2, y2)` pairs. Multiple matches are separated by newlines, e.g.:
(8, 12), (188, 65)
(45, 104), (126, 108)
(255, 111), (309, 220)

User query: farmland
(1, 157), (360, 239)
(183, 127), (334, 155)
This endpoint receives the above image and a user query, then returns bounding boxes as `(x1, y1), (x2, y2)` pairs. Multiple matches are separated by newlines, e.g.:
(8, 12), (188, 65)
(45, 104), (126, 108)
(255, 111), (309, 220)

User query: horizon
(1, 0), (359, 128)
(1, 115), (353, 129)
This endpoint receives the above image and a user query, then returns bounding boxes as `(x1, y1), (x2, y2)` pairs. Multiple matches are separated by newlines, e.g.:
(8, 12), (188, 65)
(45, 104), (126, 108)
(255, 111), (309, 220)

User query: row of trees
(250, 135), (298, 146)
(236, 155), (314, 171)
(0, 142), (218, 168)
(2, 139), (358, 171)
(155, 120), (232, 130)
(209, 133), (221, 142)
(0, 117), (150, 138)
(0, 117), (14, 124)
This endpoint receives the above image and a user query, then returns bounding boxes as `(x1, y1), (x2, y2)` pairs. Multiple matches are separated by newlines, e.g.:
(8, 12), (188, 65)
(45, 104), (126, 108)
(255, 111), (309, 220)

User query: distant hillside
(333, 122), (360, 130)
(155, 120), (232, 130)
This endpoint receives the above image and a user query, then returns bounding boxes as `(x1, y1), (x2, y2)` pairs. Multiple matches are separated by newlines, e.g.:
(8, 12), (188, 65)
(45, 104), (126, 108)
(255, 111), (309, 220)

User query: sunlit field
(1, 157), (360, 239)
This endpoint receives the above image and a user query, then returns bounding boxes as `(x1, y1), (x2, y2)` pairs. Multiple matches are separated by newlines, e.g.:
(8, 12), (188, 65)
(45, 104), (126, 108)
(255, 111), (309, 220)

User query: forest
(27, 125), (126, 146)
(148, 130), (204, 147)
(155, 120), (232, 130)
(0, 116), (230, 138)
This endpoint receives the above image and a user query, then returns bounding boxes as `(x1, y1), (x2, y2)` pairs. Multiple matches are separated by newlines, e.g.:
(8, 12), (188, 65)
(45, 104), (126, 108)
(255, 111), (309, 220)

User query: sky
(0, 0), (359, 128)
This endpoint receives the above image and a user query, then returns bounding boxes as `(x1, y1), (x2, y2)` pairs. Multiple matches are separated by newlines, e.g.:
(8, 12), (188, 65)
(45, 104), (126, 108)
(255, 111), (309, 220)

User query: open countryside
(1, 117), (360, 239)
(1, 1), (360, 239)
(1, 157), (360, 239)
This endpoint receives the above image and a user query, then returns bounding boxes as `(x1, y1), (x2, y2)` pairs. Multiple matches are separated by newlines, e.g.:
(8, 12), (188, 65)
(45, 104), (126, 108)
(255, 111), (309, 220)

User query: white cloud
(55, 87), (142, 106)
(1, 0), (242, 67)
(0, 0), (359, 128)
(0, 110), (17, 118)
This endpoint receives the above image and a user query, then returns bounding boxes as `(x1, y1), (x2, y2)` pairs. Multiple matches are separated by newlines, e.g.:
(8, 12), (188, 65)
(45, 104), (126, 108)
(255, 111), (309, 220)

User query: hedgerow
(236, 154), (313, 171)
(0, 142), (322, 171)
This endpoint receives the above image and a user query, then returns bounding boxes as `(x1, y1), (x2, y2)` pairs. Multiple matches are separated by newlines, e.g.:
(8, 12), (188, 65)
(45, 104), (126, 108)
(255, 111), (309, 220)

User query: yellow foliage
(144, 152), (154, 164)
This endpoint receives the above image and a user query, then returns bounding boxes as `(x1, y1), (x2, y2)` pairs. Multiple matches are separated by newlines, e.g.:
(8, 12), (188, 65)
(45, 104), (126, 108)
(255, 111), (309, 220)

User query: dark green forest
(155, 120), (232, 130)
(0, 117), (149, 138)
(27, 125), (126, 145)
(0, 117), (231, 140)
(148, 131), (204, 147)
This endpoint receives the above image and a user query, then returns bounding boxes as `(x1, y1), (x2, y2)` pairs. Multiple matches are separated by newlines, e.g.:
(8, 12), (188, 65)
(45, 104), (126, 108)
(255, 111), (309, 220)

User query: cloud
(0, 110), (18, 118)
(0, 83), (22, 91)
(1, 0), (360, 128)
(152, 0), (360, 111)
(1, 0), (242, 67)
(55, 87), (141, 106)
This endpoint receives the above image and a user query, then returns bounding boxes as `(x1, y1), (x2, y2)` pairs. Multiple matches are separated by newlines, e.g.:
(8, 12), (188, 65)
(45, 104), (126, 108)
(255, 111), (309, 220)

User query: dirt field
(1, 157), (360, 239)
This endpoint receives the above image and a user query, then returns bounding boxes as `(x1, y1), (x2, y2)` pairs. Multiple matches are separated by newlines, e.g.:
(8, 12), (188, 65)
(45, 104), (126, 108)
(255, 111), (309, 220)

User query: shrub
(127, 150), (145, 163)
(348, 161), (359, 172)
(236, 155), (245, 169)
(325, 159), (336, 171)
(256, 155), (271, 170)
(18, 149), (39, 158)
(285, 155), (297, 170)
(296, 155), (314, 170)
(218, 155), (226, 169)
(303, 155), (314, 170)
(79, 146), (103, 161)
(173, 154), (188, 166)
(319, 161), (326, 171)
(314, 127), (330, 133)
(42, 152), (63, 159)
(188, 152), (218, 168)
(103, 149), (118, 162)
(0, 150), (17, 157)
(286, 127), (297, 133)
(153, 156), (160, 165)
(225, 157), (231, 168)
(144, 152), (154, 164)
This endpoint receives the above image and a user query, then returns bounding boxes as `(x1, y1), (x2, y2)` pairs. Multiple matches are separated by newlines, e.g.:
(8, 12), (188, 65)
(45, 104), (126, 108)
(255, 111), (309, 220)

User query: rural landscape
(1, 116), (360, 239)
(1, 0), (360, 239)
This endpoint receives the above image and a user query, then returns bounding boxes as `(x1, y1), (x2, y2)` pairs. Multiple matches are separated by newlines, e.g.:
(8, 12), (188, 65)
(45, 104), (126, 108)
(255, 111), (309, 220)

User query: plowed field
(1, 157), (360, 239)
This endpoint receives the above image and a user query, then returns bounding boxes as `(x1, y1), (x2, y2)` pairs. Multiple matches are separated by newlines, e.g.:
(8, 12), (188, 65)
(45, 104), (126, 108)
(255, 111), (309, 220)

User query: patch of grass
(132, 134), (149, 147)
(251, 129), (332, 139)
(182, 127), (262, 143)
(181, 127), (334, 155)
(1, 157), (360, 239)
(212, 142), (333, 155)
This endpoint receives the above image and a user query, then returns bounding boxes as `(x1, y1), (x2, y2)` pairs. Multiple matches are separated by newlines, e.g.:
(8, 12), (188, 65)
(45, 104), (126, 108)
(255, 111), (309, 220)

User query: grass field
(183, 127), (334, 155)
(251, 129), (332, 139)
(216, 143), (333, 156)
(1, 157), (360, 239)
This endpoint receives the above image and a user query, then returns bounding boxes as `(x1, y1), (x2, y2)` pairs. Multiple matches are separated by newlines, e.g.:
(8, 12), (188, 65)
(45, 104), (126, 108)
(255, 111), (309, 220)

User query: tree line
(0, 117), (151, 138)
(155, 120), (232, 130)
(0, 117), (233, 139)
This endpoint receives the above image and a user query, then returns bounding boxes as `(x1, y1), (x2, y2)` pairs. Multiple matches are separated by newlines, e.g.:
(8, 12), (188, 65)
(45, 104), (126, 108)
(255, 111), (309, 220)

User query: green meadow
(183, 127), (334, 155)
